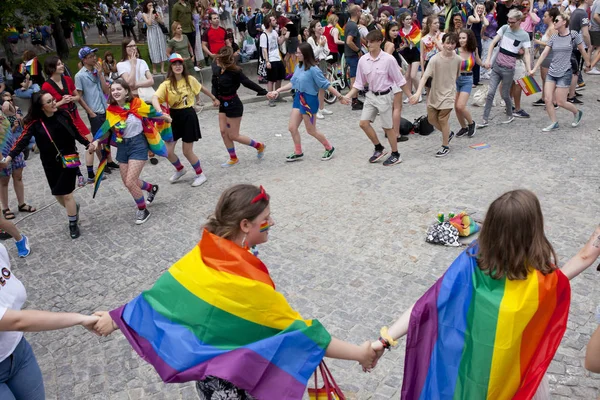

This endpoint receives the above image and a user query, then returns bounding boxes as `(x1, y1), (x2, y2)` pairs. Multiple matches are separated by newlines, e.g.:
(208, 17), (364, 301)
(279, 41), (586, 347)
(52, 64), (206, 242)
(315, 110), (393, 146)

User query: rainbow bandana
(401, 244), (570, 400)
(110, 230), (331, 399)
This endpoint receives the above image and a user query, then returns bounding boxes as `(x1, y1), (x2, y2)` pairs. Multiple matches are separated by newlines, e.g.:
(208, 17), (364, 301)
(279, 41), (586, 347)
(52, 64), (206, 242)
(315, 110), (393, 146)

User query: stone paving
(6, 69), (600, 399)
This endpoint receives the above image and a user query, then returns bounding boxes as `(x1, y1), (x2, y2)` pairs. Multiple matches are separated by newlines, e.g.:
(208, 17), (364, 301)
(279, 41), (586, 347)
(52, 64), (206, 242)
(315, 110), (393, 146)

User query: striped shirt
(547, 31), (582, 77)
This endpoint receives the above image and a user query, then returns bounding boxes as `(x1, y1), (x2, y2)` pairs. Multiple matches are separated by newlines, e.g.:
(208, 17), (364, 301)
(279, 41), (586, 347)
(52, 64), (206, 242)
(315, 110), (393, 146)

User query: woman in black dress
(212, 46), (267, 168)
(0, 91), (97, 239)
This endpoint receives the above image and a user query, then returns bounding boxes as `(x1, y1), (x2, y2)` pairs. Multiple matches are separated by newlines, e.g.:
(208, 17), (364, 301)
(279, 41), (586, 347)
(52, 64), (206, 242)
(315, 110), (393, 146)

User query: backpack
(413, 115), (434, 136)
(247, 15), (257, 37)
(123, 13), (134, 27)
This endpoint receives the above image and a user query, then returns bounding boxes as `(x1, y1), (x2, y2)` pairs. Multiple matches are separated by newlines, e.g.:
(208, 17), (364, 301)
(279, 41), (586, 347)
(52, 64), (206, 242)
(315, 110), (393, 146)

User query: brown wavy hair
(215, 46), (241, 72)
(475, 189), (557, 280)
(204, 185), (270, 240)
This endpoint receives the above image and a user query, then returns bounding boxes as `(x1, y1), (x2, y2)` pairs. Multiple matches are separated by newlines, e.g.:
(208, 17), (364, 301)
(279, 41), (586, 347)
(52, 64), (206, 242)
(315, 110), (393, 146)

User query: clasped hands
(80, 311), (117, 337)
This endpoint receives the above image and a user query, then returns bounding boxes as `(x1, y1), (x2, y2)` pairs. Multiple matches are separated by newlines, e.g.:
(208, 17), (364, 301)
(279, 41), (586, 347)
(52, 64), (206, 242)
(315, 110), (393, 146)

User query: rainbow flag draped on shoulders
(110, 230), (332, 399)
(401, 24), (421, 51)
(93, 97), (171, 157)
(401, 244), (570, 400)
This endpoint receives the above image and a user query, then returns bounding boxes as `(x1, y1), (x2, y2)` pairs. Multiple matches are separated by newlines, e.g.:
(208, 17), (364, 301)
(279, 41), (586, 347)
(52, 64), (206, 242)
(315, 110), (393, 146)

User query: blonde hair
(507, 9), (524, 20)
(327, 14), (339, 25)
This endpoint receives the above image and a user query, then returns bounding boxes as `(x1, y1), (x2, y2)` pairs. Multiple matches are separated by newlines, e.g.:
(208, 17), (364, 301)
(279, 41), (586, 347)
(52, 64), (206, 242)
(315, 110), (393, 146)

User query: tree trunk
(52, 15), (70, 60)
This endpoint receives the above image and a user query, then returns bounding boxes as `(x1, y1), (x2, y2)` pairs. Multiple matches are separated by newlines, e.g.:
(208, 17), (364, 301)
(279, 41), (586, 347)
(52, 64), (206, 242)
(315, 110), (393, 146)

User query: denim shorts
(456, 74), (473, 93)
(116, 134), (149, 163)
(546, 71), (572, 88)
(346, 56), (359, 78)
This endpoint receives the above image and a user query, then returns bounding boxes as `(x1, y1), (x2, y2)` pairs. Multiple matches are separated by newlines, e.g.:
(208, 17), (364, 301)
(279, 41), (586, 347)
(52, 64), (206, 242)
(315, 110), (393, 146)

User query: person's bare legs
(0, 176), (10, 211)
(0, 218), (22, 241)
(11, 168), (25, 206)
(288, 109), (304, 150)
(544, 81), (558, 123)
(359, 119), (380, 145)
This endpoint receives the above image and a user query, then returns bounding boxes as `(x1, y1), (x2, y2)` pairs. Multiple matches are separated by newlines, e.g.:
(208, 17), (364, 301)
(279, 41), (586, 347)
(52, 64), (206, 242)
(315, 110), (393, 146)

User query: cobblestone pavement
(7, 72), (600, 399)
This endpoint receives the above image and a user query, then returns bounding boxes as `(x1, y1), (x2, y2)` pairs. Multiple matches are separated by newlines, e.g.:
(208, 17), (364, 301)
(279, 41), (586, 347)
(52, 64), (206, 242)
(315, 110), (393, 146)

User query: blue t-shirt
(74, 67), (107, 114)
(290, 65), (330, 95)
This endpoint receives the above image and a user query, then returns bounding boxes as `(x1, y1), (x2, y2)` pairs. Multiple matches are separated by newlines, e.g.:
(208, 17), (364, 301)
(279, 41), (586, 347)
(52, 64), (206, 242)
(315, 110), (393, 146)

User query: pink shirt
(520, 13), (540, 33)
(353, 51), (407, 93)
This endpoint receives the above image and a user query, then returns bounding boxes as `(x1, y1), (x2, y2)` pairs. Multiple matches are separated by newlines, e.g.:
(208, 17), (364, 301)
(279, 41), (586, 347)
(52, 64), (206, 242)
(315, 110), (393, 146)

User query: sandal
(18, 203), (36, 213)
(2, 209), (15, 220)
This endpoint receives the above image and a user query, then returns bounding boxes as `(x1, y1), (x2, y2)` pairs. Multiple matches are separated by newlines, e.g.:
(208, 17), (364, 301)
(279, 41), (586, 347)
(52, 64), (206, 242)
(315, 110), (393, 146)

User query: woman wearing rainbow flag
(369, 189), (600, 399)
(90, 80), (172, 225)
(399, 12), (422, 102)
(92, 184), (376, 399)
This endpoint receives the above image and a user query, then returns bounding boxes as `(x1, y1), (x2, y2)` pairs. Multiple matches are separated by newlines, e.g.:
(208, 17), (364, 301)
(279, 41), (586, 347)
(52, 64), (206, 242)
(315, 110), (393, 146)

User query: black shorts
(326, 53), (339, 63)
(170, 107), (202, 143)
(218, 95), (244, 118)
(401, 46), (420, 64)
(266, 60), (285, 82)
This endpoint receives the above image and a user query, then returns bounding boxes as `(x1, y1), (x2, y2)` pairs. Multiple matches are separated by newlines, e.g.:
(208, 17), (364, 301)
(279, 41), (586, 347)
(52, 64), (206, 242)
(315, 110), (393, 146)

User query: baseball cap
(78, 46), (98, 60)
(169, 53), (184, 63)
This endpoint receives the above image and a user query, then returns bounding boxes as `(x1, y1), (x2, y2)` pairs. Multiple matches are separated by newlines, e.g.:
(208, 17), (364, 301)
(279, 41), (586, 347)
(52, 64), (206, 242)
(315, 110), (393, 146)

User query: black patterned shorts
(196, 376), (256, 400)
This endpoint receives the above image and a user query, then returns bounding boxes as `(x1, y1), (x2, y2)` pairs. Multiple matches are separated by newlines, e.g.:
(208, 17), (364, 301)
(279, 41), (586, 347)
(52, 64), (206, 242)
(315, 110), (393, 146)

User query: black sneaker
(136, 208), (151, 225)
(351, 100), (364, 110)
(382, 153), (402, 166)
(467, 121), (477, 138)
(532, 98), (546, 106)
(107, 161), (120, 169)
(285, 153), (304, 162)
(146, 184), (159, 205)
(448, 131), (455, 143)
(575, 91), (583, 97)
(455, 127), (468, 137)
(397, 135), (409, 142)
(69, 221), (80, 239)
(369, 149), (388, 163)
(567, 97), (583, 104)
(435, 146), (450, 158)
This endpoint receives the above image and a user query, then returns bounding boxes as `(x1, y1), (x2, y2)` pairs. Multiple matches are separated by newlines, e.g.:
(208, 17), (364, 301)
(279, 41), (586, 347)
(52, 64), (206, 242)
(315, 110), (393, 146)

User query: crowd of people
(1, 0), (600, 398)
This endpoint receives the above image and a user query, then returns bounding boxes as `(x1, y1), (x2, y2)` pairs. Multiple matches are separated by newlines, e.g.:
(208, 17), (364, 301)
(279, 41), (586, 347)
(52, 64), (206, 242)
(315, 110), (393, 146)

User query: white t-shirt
(116, 59), (150, 94)
(260, 30), (281, 62)
(0, 244), (27, 362)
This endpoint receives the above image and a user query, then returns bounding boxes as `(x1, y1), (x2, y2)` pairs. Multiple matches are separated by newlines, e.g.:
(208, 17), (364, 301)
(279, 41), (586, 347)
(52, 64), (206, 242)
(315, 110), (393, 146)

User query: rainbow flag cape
(401, 24), (421, 50)
(517, 76), (542, 96)
(401, 245), (570, 400)
(92, 145), (108, 199)
(109, 230), (332, 399)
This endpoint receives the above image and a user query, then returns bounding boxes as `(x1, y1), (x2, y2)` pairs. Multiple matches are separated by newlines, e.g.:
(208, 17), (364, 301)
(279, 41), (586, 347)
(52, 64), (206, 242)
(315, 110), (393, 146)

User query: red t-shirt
(202, 26), (227, 54)
(41, 76), (90, 137)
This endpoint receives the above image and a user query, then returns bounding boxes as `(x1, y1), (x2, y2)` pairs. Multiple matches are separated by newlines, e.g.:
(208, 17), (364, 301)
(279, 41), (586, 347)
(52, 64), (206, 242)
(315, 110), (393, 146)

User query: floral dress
(0, 114), (25, 177)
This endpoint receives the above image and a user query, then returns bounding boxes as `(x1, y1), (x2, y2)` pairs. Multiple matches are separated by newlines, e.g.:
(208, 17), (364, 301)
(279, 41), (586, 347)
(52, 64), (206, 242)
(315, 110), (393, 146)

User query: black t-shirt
(496, 2), (517, 28)
(344, 20), (361, 57)
(286, 22), (298, 37)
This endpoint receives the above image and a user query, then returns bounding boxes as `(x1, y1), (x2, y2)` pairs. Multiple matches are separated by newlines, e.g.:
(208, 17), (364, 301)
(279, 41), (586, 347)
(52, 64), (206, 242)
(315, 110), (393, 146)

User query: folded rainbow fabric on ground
(110, 230), (331, 399)
(401, 245), (570, 400)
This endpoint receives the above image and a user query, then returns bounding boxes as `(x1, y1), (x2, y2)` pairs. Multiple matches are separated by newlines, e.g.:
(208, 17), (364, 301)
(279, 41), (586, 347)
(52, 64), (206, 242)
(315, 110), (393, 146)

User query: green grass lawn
(38, 44), (151, 75)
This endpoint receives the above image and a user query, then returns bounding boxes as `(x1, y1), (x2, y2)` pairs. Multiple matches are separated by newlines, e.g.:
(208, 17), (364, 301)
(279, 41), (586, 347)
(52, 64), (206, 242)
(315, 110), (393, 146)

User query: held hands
(266, 91), (280, 100)
(528, 67), (536, 76)
(484, 61), (491, 69)
(163, 115), (173, 124)
(408, 93), (419, 105)
(87, 141), (98, 154)
(358, 341), (378, 372)
(211, 98), (220, 107)
(81, 315), (101, 335)
(339, 96), (351, 105)
(93, 311), (117, 336)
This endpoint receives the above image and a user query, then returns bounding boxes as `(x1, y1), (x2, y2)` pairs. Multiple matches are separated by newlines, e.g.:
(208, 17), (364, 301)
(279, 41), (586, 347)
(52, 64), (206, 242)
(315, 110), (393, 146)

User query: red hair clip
(251, 185), (269, 204)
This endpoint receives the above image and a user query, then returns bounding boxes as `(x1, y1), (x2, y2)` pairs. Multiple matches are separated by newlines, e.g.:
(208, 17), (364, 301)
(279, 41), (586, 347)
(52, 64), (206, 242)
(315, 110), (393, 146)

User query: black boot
(69, 221), (80, 239)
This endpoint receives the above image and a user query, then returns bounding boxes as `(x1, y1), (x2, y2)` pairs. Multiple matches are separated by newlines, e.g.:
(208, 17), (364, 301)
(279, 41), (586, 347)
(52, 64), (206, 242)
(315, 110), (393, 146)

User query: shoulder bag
(41, 121), (81, 168)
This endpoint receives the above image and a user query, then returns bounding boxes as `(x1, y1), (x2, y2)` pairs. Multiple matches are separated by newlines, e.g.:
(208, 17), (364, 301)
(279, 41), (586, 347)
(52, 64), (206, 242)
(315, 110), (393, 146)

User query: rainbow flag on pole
(401, 245), (570, 400)
(110, 230), (332, 399)
(517, 76), (542, 96)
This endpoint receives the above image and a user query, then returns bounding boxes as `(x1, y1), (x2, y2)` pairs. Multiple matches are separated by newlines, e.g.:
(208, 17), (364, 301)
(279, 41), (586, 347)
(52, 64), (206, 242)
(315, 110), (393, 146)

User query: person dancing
(454, 29), (481, 138)
(529, 12), (591, 131)
(267, 43), (348, 162)
(1, 92), (98, 239)
(91, 80), (172, 225)
(152, 53), (218, 187)
(211, 47), (268, 168)
(399, 12), (422, 102)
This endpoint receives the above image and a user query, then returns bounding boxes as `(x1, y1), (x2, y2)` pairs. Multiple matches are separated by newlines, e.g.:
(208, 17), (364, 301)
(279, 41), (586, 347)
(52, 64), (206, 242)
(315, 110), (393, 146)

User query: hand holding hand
(211, 98), (220, 107)
(528, 68), (535, 76)
(371, 340), (385, 368)
(484, 62), (491, 69)
(408, 93), (419, 105)
(93, 311), (116, 336)
(81, 315), (101, 334)
(358, 341), (377, 372)
(87, 141), (98, 154)
(339, 96), (351, 105)
(267, 91), (279, 100)
(163, 115), (172, 123)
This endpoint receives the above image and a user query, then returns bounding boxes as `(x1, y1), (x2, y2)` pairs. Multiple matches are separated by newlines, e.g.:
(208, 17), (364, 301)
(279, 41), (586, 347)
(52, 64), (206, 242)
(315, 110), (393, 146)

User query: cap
(169, 53), (184, 63)
(78, 46), (98, 60)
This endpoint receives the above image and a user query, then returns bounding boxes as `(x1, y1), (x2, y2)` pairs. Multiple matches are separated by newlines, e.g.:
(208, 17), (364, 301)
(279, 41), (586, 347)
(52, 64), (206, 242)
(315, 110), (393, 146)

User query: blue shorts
(346, 56), (359, 78)
(456, 74), (473, 93)
(546, 71), (572, 88)
(116, 134), (149, 163)
(292, 92), (319, 121)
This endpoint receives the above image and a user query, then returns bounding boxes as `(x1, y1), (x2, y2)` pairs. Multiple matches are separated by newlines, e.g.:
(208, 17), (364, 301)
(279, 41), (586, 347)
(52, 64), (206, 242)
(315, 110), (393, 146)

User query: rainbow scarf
(94, 97), (170, 157)
(401, 245), (570, 400)
(401, 24), (421, 50)
(109, 230), (332, 399)
(17, 58), (39, 76)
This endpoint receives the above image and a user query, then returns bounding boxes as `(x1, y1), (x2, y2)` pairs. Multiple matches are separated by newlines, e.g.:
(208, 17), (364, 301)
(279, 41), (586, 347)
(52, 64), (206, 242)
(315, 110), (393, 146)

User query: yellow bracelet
(380, 326), (399, 348)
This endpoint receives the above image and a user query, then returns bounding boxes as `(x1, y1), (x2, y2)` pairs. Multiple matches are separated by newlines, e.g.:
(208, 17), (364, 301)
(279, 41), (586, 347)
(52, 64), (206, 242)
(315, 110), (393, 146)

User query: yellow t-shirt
(155, 76), (202, 109)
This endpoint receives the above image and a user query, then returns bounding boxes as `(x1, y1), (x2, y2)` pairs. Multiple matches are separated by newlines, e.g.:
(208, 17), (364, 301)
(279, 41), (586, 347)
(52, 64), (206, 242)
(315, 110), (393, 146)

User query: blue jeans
(14, 84), (40, 99)
(0, 337), (45, 400)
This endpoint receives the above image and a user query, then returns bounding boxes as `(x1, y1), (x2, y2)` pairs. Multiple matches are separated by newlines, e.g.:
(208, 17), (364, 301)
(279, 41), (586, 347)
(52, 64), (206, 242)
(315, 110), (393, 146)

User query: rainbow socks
(140, 181), (153, 192)
(171, 158), (184, 171)
(191, 160), (202, 175)
(134, 196), (146, 210)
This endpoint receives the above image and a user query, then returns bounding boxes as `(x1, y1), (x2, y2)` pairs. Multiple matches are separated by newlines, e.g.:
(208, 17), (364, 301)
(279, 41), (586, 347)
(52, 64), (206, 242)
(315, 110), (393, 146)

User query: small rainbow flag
(469, 143), (490, 150)
(517, 76), (542, 96)
(401, 245), (570, 400)
(109, 230), (332, 399)
(92, 145), (108, 199)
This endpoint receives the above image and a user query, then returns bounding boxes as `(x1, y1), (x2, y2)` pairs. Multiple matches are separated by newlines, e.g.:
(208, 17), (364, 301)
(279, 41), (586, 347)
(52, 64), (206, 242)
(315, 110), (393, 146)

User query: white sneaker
(169, 168), (187, 183)
(194, 66), (202, 72)
(586, 66), (600, 75)
(191, 173), (207, 187)
(403, 97), (409, 104)
(418, 95), (423, 103)
(316, 111), (324, 119)
(321, 108), (333, 115)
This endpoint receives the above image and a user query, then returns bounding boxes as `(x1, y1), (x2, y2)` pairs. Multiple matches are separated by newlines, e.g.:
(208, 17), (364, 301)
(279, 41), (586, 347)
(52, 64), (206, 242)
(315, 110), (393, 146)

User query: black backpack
(247, 15), (257, 37)
(399, 117), (414, 136)
(413, 115), (434, 136)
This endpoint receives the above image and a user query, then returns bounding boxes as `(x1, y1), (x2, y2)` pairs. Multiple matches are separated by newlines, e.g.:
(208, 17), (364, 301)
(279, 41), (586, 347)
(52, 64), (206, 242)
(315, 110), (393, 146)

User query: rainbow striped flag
(109, 230), (332, 399)
(402, 25), (421, 50)
(517, 76), (542, 96)
(401, 245), (570, 400)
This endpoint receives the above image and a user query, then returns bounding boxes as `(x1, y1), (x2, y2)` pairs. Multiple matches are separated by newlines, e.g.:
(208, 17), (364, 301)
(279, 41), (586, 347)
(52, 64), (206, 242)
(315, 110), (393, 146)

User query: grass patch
(38, 44), (151, 75)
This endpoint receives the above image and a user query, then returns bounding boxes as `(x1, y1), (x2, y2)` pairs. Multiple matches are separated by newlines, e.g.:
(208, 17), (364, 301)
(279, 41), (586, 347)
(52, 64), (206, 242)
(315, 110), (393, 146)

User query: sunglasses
(554, 18), (561, 23)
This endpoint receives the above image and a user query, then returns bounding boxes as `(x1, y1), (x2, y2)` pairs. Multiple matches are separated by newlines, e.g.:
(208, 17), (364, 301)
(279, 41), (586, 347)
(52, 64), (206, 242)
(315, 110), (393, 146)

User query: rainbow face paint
(259, 221), (270, 232)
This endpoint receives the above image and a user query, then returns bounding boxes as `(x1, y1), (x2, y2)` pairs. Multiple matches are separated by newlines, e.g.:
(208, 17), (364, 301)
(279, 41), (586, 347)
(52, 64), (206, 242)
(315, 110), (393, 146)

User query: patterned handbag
(308, 361), (345, 400)
(41, 121), (81, 168)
